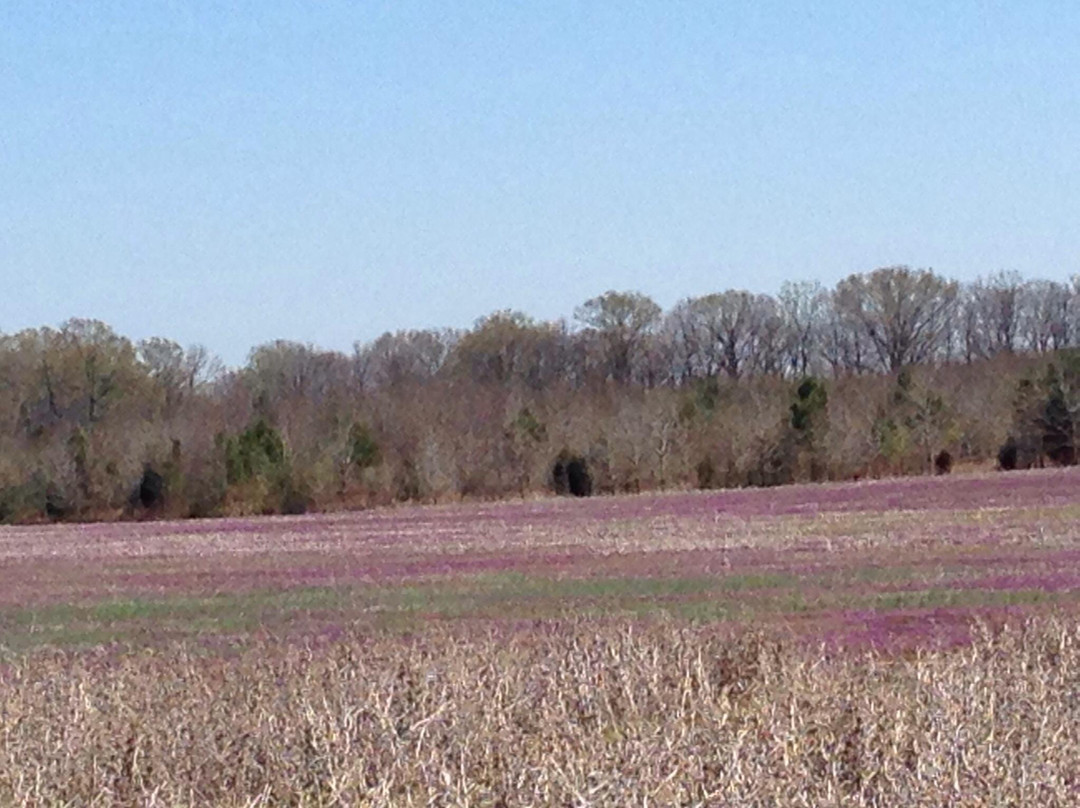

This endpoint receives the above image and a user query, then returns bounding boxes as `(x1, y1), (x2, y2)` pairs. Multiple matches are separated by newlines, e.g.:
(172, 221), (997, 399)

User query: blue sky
(3, 1), (1078, 365)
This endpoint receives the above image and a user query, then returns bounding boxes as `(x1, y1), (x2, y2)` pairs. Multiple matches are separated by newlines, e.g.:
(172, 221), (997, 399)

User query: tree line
(1, 266), (1078, 522)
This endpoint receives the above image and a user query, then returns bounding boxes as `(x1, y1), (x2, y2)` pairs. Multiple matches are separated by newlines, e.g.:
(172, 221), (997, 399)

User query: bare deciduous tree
(962, 271), (1025, 359)
(574, 291), (661, 385)
(834, 267), (958, 372)
(1021, 279), (1073, 353)
(355, 329), (456, 390)
(778, 280), (828, 377)
(669, 291), (781, 380)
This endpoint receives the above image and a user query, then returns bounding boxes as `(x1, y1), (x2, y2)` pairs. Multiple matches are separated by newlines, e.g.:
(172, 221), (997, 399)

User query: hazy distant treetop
(355, 329), (457, 390)
(574, 291), (662, 384)
(574, 291), (661, 336)
(448, 310), (567, 387)
(834, 266), (958, 372)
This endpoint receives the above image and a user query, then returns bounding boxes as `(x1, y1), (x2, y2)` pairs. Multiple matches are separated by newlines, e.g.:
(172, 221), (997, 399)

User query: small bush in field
(695, 456), (719, 489)
(393, 458), (423, 502)
(934, 449), (953, 475)
(998, 435), (1042, 471)
(131, 465), (165, 510)
(277, 475), (311, 515)
(998, 437), (1019, 470)
(552, 451), (592, 497)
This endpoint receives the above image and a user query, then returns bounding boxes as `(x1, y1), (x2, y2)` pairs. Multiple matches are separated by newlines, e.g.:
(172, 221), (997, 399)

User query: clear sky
(3, 1), (1078, 365)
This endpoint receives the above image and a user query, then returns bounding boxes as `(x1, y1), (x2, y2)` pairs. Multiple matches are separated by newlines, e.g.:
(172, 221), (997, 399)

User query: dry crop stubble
(1, 619), (1078, 806)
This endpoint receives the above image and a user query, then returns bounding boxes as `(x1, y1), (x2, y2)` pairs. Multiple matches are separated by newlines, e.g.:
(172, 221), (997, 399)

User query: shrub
(790, 377), (828, 438)
(133, 466), (166, 510)
(997, 435), (1041, 471)
(746, 436), (795, 488)
(394, 459), (423, 502)
(933, 450), (953, 475)
(997, 438), (1019, 471)
(0, 476), (51, 523)
(346, 421), (381, 472)
(552, 451), (592, 497)
(42, 478), (72, 520)
(695, 456), (719, 489)
(277, 474), (311, 515)
(225, 419), (286, 486)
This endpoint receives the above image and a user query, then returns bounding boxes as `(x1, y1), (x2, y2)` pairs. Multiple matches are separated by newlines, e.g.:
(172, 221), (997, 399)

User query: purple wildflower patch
(1, 466), (1078, 652)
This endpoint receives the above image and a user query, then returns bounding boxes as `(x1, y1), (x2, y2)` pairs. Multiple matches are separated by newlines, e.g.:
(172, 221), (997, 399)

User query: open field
(1, 468), (1079, 804)
(2, 467), (1080, 652)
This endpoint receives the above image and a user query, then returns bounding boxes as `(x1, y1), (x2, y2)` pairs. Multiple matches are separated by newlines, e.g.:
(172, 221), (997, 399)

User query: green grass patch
(0, 571), (807, 651)
(0, 586), (355, 651)
(3, 566), (1074, 653)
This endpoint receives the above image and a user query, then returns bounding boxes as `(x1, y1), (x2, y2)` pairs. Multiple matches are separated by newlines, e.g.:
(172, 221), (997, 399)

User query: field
(2, 468), (1079, 805)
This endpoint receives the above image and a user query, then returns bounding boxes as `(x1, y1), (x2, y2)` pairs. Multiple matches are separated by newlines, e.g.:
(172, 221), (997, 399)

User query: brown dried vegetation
(2, 618), (1078, 806)
(3, 270), (1080, 524)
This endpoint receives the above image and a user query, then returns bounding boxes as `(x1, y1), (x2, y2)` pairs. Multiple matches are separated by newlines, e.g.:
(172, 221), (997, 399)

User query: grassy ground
(4, 565), (1078, 653)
